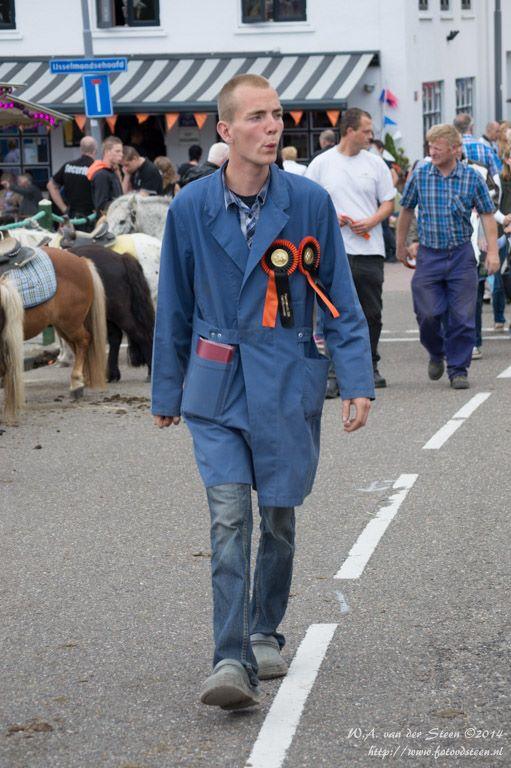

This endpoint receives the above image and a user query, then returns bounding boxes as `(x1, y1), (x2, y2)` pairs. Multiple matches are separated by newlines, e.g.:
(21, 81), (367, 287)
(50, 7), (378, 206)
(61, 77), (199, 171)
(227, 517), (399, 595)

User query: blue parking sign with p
(82, 74), (113, 118)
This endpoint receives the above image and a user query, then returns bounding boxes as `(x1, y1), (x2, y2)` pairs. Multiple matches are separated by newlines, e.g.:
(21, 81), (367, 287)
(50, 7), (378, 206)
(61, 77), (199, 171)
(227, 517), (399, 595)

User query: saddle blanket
(5, 249), (57, 309)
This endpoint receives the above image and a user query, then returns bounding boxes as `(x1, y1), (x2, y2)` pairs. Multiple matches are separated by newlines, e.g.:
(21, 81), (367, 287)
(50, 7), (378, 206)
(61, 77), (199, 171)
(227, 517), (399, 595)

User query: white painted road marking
(380, 336), (510, 343)
(421, 420), (464, 450)
(451, 392), (491, 419)
(245, 623), (338, 768)
(423, 392), (492, 450)
(334, 474), (418, 580)
(497, 364), (511, 379)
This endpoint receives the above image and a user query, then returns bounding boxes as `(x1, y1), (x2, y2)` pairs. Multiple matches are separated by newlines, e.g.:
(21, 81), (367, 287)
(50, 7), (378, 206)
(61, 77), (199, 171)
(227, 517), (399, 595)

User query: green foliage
(384, 133), (410, 172)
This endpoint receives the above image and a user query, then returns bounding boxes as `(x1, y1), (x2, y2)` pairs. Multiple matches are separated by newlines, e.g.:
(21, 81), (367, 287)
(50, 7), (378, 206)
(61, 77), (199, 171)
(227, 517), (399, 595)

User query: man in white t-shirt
(306, 108), (395, 389)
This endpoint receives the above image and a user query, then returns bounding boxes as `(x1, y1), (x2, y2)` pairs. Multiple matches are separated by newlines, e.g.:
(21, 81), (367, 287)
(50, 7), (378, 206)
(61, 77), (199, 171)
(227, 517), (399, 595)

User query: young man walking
(87, 136), (123, 216)
(151, 74), (374, 711)
(306, 108), (396, 389)
(397, 124), (499, 389)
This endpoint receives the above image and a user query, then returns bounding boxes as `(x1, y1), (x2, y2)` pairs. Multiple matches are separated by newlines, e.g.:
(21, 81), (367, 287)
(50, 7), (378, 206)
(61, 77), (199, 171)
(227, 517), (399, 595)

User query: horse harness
(60, 219), (117, 251)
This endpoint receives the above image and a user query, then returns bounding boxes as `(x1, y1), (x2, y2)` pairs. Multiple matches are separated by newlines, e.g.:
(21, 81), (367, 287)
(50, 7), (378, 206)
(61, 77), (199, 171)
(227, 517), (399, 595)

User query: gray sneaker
(200, 660), (261, 710)
(450, 375), (470, 390)
(251, 633), (288, 680)
(428, 359), (445, 380)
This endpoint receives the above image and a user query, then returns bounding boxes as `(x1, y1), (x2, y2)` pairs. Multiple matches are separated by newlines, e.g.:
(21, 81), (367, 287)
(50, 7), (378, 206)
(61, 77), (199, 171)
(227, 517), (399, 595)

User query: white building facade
(0, 0), (508, 182)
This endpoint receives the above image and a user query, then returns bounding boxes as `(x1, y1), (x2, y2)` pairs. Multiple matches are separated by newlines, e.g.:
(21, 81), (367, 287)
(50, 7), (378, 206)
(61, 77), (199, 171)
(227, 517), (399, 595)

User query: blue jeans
(206, 483), (295, 684)
(412, 242), (477, 379)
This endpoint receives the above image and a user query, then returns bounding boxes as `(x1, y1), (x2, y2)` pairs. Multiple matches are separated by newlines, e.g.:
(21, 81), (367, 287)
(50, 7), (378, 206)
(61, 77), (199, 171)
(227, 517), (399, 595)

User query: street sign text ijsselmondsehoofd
(49, 58), (128, 119)
(82, 74), (113, 118)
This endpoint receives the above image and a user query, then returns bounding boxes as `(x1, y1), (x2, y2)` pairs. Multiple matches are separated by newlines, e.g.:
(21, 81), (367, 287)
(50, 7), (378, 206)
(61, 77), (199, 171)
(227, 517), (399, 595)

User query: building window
(418, 0), (428, 10)
(0, 0), (15, 29)
(440, 0), (450, 10)
(455, 77), (474, 115)
(461, 0), (472, 9)
(282, 110), (337, 162)
(242, 0), (306, 23)
(422, 81), (443, 136)
(96, 0), (160, 28)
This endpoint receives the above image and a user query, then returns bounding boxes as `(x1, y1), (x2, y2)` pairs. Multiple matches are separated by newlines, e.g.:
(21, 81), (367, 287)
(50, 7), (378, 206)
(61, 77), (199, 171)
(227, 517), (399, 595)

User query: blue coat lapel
(242, 166), (290, 290)
(203, 168), (249, 273)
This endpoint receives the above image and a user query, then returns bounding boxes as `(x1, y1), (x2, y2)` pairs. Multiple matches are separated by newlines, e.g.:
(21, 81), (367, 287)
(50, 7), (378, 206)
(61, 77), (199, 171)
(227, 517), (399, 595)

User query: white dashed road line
(334, 474), (418, 580)
(380, 336), (510, 343)
(497, 364), (511, 379)
(245, 623), (338, 768)
(422, 392), (492, 450)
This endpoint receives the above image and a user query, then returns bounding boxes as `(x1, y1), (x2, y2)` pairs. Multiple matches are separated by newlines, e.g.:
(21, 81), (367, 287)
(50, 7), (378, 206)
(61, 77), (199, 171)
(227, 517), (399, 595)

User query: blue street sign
(82, 74), (113, 118)
(50, 58), (127, 75)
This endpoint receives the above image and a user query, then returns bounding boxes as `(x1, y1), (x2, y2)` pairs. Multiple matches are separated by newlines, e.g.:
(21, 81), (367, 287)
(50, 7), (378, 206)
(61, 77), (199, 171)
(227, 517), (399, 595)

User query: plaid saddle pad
(5, 249), (57, 309)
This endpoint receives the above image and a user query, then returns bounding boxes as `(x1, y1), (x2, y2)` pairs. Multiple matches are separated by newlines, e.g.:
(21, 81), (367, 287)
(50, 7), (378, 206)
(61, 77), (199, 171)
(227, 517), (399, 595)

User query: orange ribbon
(261, 240), (299, 328)
(298, 237), (340, 318)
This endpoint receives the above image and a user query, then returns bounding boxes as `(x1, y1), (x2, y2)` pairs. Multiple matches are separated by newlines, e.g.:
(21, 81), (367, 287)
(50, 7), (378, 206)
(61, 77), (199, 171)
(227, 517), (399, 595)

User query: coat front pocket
(182, 352), (237, 419)
(302, 355), (330, 418)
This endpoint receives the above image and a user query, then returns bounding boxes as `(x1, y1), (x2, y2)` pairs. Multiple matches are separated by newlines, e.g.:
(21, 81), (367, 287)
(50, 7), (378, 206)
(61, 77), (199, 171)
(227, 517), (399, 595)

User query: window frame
(461, 0), (472, 9)
(440, 0), (450, 11)
(96, 0), (160, 28)
(422, 80), (443, 138)
(455, 76), (475, 116)
(0, 0), (16, 29)
(418, 0), (429, 10)
(241, 0), (306, 24)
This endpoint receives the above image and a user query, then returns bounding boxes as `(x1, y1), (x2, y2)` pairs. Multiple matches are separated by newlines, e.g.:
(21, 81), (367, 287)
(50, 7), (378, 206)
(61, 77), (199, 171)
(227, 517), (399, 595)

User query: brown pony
(0, 246), (107, 422)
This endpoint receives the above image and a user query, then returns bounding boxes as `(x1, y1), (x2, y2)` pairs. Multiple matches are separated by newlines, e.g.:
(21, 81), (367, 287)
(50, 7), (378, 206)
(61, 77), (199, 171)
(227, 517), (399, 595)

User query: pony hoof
(70, 386), (84, 401)
(108, 373), (121, 383)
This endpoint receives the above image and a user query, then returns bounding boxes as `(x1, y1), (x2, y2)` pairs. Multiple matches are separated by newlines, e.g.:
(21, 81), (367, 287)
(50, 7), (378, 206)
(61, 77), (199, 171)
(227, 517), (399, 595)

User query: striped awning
(0, 52), (378, 114)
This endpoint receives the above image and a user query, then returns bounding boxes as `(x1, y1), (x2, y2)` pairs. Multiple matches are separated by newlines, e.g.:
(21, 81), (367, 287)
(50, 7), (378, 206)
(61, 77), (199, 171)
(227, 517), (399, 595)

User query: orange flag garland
(289, 110), (303, 126)
(165, 113), (179, 132)
(194, 113), (208, 129)
(105, 115), (118, 133)
(136, 113), (150, 124)
(74, 115), (87, 132)
(326, 110), (340, 127)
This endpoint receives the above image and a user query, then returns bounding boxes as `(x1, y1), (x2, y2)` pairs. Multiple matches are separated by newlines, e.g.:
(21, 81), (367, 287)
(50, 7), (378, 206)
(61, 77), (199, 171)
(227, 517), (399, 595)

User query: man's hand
(485, 251), (500, 275)
(350, 216), (376, 235)
(153, 415), (181, 428)
(342, 398), (371, 433)
(396, 243), (411, 266)
(337, 213), (351, 227)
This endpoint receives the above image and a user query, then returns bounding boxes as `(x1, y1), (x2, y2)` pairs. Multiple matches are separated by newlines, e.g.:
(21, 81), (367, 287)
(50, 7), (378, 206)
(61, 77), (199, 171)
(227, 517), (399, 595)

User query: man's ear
(217, 121), (232, 145)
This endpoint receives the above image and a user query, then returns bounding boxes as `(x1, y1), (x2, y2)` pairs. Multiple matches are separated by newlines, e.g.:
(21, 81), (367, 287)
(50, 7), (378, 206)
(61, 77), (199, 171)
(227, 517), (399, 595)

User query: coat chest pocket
(182, 350), (237, 419)
(302, 356), (330, 417)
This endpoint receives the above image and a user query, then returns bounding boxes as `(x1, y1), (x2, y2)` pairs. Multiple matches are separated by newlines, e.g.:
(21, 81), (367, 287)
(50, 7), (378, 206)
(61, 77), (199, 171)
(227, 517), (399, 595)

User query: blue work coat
(152, 165), (374, 507)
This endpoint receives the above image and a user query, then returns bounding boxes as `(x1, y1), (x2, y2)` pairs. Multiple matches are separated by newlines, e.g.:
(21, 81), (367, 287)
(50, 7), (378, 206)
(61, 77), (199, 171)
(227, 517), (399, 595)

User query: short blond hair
(281, 145), (298, 161)
(426, 124), (462, 147)
(217, 74), (272, 122)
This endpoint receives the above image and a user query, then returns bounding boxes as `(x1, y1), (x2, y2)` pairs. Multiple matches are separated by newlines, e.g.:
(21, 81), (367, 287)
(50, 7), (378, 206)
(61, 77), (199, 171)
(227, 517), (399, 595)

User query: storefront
(0, 52), (379, 173)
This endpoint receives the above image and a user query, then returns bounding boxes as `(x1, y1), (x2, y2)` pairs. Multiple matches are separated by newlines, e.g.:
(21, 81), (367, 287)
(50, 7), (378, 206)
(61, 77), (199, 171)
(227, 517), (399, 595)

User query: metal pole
(80, 0), (104, 146)
(494, 0), (502, 121)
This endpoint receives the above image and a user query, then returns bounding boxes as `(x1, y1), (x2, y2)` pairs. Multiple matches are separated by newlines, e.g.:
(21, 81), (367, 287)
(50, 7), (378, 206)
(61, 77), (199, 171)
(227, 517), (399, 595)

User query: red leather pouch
(196, 337), (235, 363)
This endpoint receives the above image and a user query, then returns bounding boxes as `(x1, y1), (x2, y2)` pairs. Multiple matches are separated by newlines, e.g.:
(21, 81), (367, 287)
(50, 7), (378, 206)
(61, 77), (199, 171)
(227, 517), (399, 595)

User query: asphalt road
(1, 263), (510, 768)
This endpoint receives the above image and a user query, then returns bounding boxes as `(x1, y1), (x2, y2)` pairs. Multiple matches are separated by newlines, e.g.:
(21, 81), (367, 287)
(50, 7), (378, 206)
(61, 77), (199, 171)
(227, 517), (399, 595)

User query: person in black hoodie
(180, 143), (229, 186)
(87, 136), (123, 215)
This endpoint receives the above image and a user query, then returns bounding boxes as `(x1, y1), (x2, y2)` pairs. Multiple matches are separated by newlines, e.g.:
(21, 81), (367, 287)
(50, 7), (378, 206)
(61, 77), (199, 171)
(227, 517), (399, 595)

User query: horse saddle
(60, 219), (116, 251)
(0, 237), (38, 276)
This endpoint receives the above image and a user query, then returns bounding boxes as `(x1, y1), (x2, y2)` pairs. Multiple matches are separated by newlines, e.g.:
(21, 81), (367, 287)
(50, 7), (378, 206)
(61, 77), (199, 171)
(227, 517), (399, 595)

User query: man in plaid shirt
(396, 124), (499, 389)
(454, 113), (501, 176)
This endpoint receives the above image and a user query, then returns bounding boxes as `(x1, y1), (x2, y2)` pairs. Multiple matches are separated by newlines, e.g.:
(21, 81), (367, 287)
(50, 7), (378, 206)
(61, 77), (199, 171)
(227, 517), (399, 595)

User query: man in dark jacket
(121, 146), (163, 195)
(177, 144), (202, 184)
(180, 143), (229, 186)
(1, 173), (42, 217)
(87, 136), (123, 215)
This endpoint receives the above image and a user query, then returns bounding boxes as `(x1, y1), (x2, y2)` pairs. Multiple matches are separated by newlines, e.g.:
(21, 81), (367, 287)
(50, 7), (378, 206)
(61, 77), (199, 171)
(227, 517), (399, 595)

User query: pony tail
(0, 278), (25, 423)
(83, 260), (107, 389)
(119, 252), (155, 368)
